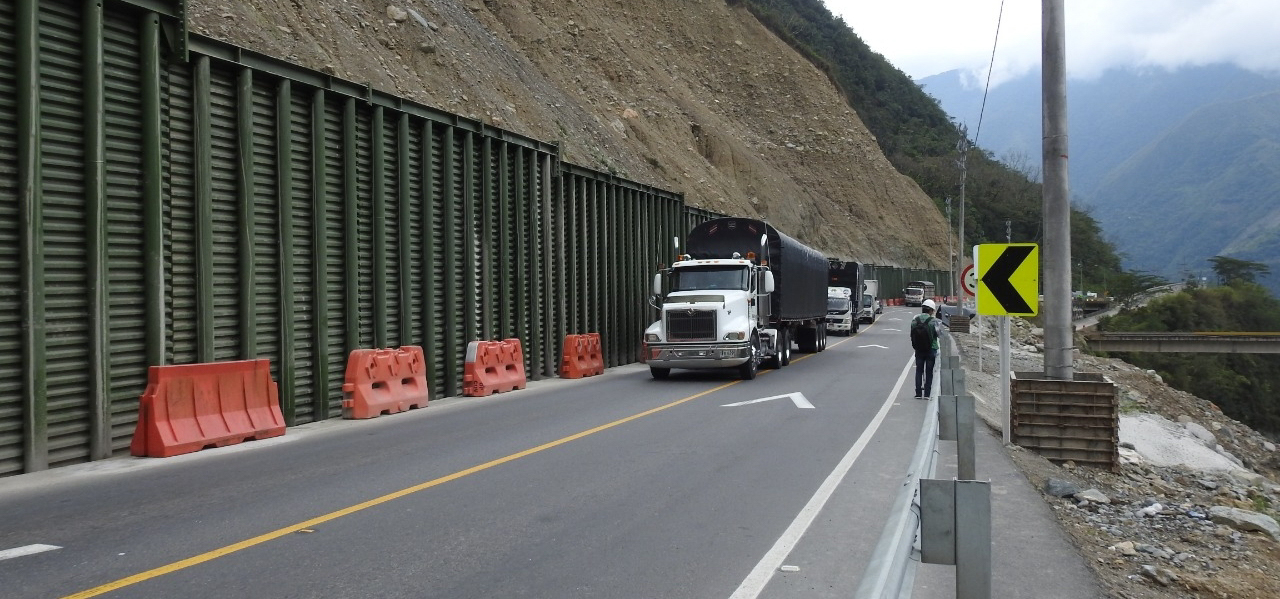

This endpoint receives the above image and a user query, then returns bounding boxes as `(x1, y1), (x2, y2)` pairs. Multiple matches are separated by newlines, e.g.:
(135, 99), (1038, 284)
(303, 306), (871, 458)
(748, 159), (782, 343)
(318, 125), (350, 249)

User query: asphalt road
(0, 308), (931, 599)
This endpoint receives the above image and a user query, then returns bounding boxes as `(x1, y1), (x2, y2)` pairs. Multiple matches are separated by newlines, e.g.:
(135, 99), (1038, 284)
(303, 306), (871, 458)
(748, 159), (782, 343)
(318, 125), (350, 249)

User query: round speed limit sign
(961, 263), (977, 297)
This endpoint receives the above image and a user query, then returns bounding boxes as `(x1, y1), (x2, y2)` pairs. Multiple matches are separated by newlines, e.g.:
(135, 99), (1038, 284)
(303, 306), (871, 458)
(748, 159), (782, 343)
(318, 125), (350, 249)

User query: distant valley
(919, 65), (1280, 294)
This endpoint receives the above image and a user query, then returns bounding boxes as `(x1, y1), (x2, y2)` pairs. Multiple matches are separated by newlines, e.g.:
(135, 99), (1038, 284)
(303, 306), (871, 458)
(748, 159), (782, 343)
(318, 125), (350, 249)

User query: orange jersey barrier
(342, 346), (429, 419)
(130, 359), (285, 458)
(560, 333), (605, 379)
(463, 338), (528, 396)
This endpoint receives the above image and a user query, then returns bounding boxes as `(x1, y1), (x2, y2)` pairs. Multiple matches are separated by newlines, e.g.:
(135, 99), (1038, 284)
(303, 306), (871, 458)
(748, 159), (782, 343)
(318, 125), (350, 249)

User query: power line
(973, 0), (1005, 148)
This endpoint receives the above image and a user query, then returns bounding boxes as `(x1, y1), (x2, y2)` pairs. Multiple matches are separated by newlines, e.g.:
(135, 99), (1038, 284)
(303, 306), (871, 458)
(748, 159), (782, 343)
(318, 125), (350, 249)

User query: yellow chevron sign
(976, 244), (1039, 316)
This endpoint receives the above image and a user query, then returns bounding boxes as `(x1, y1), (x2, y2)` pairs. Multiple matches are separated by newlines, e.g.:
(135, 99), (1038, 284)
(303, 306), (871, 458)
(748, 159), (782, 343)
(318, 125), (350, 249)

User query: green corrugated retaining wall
(0, 0), (721, 475)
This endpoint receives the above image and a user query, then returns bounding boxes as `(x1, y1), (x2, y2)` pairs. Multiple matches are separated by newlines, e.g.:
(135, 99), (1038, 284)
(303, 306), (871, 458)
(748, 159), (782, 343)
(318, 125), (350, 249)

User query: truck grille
(666, 309), (717, 341)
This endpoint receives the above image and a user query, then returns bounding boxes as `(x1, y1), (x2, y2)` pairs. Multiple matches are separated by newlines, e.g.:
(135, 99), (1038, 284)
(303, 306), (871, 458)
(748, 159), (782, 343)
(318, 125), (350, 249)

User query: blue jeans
(915, 350), (937, 398)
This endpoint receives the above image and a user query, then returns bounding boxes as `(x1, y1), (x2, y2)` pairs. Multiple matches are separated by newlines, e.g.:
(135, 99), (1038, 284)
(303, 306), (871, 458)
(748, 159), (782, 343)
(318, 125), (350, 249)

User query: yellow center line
(65, 379), (741, 598)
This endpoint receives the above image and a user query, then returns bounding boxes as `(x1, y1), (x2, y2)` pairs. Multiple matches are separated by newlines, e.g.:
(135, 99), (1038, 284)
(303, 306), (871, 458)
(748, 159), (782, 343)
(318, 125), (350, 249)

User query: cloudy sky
(823, 0), (1280, 87)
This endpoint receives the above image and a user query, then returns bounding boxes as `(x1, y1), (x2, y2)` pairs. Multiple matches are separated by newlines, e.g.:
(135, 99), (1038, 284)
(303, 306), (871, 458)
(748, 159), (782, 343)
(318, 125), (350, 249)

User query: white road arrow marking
(0, 544), (61, 561)
(721, 392), (814, 409)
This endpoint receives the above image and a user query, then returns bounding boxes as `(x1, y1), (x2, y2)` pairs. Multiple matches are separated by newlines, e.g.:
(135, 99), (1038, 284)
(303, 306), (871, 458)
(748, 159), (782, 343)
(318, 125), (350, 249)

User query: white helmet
(922, 299), (937, 311)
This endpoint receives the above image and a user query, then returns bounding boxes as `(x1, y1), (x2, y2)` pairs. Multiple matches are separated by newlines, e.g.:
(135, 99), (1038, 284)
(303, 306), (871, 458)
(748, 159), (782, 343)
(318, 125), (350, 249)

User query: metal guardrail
(853, 365), (939, 598)
(856, 333), (991, 599)
(1083, 332), (1280, 353)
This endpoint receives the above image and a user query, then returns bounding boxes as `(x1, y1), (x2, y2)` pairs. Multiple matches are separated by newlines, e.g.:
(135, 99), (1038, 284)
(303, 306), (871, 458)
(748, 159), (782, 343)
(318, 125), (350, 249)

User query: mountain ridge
(920, 64), (1280, 289)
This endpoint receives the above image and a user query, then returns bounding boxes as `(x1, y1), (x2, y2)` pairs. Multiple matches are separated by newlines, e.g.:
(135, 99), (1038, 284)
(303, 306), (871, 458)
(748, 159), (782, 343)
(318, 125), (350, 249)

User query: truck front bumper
(645, 342), (752, 369)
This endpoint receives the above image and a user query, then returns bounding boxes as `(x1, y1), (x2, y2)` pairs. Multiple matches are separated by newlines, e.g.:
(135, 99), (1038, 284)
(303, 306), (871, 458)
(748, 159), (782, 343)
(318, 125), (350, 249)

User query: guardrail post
(957, 394), (976, 481)
(920, 478), (992, 599)
(955, 480), (992, 599)
(939, 395), (958, 441)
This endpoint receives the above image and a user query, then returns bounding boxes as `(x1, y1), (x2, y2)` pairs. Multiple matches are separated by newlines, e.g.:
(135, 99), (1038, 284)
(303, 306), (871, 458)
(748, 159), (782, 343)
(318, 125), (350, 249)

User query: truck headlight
(645, 333), (661, 343)
(724, 331), (746, 341)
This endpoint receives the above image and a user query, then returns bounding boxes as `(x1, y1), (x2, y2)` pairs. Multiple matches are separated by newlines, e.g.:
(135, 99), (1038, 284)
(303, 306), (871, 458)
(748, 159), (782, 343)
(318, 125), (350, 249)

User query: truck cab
(826, 287), (856, 335)
(644, 255), (776, 380)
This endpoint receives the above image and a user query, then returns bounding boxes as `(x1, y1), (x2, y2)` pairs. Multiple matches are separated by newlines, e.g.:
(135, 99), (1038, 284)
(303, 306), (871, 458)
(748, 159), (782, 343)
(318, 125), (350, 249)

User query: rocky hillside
(186, 0), (949, 267)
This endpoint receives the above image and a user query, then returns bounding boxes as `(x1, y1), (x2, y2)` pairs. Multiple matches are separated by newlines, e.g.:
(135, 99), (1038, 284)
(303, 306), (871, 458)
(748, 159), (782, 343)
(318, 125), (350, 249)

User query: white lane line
(0, 544), (62, 561)
(728, 357), (914, 599)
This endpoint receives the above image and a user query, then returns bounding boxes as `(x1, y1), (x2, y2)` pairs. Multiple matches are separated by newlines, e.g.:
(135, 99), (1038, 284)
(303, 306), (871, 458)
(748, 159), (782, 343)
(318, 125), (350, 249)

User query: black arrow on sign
(981, 245), (1033, 313)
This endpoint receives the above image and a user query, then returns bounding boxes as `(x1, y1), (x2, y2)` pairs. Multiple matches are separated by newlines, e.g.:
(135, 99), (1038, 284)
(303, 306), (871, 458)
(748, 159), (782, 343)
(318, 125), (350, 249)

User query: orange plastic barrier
(130, 359), (285, 458)
(342, 346), (429, 419)
(560, 333), (605, 379)
(463, 338), (528, 396)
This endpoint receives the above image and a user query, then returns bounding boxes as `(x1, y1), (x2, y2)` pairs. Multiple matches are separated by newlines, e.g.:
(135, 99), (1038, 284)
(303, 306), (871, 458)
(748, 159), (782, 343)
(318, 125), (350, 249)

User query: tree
(1209, 255), (1270, 285)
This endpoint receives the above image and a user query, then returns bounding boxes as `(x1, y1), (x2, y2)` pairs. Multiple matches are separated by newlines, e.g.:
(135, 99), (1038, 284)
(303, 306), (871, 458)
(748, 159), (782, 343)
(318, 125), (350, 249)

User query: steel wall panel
(103, 11), (147, 454)
(397, 114), (418, 348)
(353, 103), (374, 350)
(38, 0), (89, 466)
(37, 1), (91, 467)
(206, 66), (241, 362)
(463, 131), (479, 351)
(250, 78), (281, 377)
(424, 122), (447, 397)
(442, 126), (464, 395)
(321, 96), (347, 416)
(376, 108), (401, 348)
(284, 89), (316, 422)
(0, 0), (23, 475)
(162, 48), (196, 367)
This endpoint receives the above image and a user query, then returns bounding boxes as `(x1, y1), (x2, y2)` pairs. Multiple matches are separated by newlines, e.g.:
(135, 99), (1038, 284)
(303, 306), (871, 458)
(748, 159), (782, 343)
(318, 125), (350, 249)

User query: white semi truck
(644, 218), (829, 380)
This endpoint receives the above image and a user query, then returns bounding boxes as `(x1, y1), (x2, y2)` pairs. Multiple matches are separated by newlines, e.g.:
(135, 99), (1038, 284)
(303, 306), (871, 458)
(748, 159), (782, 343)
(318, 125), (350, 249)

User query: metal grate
(666, 310), (717, 341)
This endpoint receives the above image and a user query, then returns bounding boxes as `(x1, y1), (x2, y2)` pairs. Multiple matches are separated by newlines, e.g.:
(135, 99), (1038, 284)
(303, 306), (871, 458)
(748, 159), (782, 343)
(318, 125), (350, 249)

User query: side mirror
(762, 271), (775, 294)
(652, 272), (664, 297)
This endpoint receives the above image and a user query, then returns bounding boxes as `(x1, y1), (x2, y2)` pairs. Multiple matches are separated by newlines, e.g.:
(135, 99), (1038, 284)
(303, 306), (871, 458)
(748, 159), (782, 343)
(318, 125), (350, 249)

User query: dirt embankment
(187, 0), (950, 267)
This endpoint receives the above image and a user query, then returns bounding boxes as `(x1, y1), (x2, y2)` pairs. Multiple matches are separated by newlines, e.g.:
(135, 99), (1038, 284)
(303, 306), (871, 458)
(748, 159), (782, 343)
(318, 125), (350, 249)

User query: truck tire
(817, 327), (827, 351)
(650, 366), (670, 380)
(739, 335), (760, 380)
(779, 328), (791, 367)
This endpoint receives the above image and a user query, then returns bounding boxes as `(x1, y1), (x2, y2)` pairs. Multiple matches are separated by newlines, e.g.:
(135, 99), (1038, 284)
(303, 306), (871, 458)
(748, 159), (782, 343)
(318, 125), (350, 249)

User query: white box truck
(860, 279), (880, 323)
(826, 287), (856, 335)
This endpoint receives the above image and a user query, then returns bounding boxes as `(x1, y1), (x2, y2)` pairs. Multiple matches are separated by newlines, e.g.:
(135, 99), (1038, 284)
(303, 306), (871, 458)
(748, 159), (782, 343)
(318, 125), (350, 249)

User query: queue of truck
(644, 217), (928, 381)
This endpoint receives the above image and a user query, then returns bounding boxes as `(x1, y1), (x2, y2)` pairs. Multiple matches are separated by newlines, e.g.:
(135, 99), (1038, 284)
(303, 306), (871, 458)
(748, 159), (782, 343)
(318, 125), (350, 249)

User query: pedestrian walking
(909, 299), (941, 399)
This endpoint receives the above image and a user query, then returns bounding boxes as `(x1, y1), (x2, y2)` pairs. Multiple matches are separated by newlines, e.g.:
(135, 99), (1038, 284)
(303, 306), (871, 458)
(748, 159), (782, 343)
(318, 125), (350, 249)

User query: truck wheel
(817, 327), (827, 351)
(650, 366), (670, 380)
(739, 336), (759, 380)
(779, 328), (791, 366)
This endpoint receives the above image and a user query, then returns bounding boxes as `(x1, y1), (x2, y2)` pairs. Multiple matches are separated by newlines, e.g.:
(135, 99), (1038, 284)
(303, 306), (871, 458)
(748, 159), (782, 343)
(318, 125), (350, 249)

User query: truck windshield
(827, 298), (852, 312)
(672, 266), (749, 291)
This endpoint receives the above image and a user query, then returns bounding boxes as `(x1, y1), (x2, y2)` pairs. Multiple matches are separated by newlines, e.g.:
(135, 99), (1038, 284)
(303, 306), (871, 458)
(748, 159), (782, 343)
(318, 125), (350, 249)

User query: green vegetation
(1096, 267), (1280, 437)
(735, 0), (1123, 284)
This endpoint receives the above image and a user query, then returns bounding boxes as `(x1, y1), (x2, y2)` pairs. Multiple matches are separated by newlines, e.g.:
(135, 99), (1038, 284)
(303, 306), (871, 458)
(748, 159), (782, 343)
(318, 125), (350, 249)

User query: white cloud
(825, 0), (1280, 87)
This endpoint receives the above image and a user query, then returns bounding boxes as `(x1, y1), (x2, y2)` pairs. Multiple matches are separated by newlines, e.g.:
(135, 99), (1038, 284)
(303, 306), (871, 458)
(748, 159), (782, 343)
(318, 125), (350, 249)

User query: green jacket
(911, 313), (939, 353)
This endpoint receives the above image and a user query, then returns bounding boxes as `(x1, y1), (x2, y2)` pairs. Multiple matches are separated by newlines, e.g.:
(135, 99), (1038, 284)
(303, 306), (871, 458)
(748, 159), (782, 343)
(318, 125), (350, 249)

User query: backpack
(910, 316), (934, 352)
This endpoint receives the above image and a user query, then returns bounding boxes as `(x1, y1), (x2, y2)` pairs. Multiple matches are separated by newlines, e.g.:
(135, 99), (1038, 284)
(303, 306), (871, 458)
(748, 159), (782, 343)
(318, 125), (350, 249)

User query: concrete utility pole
(1041, 0), (1073, 379)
